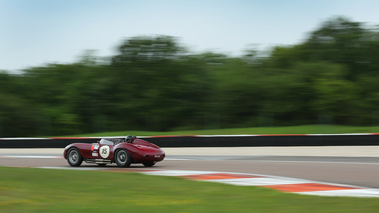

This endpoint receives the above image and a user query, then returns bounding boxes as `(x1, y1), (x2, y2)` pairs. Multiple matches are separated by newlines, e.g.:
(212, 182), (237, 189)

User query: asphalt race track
(1, 147), (379, 189)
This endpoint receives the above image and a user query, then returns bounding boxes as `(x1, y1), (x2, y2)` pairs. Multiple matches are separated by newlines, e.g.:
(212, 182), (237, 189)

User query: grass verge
(63, 124), (379, 137)
(0, 167), (378, 213)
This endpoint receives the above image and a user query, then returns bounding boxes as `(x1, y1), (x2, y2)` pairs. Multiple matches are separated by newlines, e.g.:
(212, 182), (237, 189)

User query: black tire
(143, 162), (156, 167)
(67, 148), (83, 167)
(114, 149), (131, 167)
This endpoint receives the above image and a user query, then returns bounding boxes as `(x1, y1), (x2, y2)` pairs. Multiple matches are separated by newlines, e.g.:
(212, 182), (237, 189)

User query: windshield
(99, 138), (124, 145)
(100, 138), (114, 145)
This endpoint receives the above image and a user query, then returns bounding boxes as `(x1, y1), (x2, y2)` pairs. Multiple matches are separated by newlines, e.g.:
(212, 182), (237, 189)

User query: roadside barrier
(1, 133), (379, 148)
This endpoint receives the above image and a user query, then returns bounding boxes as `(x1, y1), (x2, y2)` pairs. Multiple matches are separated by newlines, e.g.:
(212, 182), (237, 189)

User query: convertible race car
(64, 136), (165, 167)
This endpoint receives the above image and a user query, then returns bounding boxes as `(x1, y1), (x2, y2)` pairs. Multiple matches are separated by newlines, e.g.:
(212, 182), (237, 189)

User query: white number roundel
(99, 145), (110, 158)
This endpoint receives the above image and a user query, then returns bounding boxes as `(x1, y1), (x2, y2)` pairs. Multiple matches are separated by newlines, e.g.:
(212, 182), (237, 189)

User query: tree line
(1, 17), (379, 137)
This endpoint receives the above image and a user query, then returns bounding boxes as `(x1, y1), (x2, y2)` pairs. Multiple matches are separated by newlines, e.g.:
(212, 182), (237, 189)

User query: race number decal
(99, 145), (110, 158)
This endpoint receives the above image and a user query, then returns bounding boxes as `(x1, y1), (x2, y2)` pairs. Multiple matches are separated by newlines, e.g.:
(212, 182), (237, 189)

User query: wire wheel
(115, 149), (131, 167)
(67, 148), (83, 167)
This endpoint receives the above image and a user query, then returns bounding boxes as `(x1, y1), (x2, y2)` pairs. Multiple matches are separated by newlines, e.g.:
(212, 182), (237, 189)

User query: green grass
(0, 167), (378, 213)
(63, 124), (379, 137)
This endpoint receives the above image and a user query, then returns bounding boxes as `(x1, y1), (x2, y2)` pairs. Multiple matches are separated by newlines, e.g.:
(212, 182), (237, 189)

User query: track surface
(1, 147), (379, 189)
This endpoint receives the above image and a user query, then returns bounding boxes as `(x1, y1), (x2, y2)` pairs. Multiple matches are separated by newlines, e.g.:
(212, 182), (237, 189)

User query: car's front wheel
(114, 149), (131, 167)
(67, 148), (83, 167)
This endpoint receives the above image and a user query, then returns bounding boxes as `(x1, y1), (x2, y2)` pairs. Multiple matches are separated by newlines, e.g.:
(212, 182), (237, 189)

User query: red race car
(64, 136), (165, 167)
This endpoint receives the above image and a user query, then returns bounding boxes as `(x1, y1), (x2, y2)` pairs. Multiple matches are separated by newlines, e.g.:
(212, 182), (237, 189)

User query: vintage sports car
(64, 136), (165, 167)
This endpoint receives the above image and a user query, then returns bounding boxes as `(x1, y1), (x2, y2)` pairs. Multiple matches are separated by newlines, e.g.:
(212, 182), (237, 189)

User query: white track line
(0, 155), (62, 159)
(298, 189), (379, 197)
(243, 160), (379, 165)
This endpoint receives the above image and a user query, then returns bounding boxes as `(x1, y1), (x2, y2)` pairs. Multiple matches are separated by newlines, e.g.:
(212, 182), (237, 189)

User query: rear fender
(114, 143), (141, 162)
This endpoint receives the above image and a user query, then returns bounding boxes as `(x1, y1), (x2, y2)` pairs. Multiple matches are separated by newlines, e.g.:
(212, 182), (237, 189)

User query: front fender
(63, 144), (76, 159)
(63, 143), (92, 159)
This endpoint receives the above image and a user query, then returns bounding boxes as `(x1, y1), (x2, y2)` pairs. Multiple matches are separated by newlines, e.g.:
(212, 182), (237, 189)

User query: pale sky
(1, 0), (379, 71)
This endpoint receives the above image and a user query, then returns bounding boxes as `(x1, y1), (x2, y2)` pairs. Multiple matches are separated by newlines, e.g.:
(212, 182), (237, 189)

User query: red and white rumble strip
(37, 167), (379, 198)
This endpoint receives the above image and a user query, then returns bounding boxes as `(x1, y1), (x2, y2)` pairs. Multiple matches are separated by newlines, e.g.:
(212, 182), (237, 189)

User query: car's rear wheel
(67, 148), (83, 167)
(143, 162), (156, 167)
(114, 149), (131, 167)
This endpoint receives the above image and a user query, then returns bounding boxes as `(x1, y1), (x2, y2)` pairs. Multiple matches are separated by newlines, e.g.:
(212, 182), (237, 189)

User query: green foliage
(2, 17), (379, 136)
(62, 125), (379, 137)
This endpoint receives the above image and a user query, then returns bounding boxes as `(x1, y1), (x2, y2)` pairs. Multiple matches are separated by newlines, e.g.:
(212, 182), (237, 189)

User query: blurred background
(1, 0), (379, 137)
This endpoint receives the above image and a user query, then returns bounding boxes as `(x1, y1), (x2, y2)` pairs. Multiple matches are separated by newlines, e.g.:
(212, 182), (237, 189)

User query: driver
(125, 135), (135, 143)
